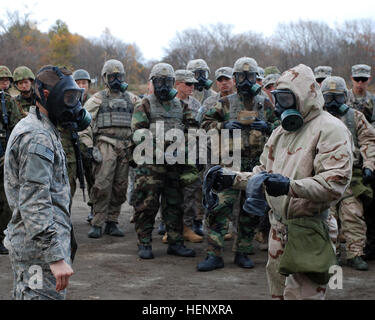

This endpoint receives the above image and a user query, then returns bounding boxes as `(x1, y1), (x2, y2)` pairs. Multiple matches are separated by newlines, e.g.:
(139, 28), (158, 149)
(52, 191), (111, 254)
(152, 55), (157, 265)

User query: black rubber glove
(129, 159), (137, 168)
(212, 168), (236, 192)
(87, 147), (93, 160)
(363, 168), (374, 185)
(223, 121), (243, 131)
(202, 165), (222, 210)
(264, 173), (290, 197)
(249, 118), (270, 134)
(242, 172), (269, 216)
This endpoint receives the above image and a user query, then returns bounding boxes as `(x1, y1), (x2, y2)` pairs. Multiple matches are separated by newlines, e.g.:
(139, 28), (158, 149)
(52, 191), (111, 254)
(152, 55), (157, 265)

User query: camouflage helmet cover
(233, 57), (258, 73)
(0, 65), (13, 81)
(186, 59), (210, 74)
(73, 69), (91, 82)
(13, 66), (35, 82)
(264, 66), (281, 77)
(257, 67), (265, 80)
(101, 59), (125, 78)
(314, 66), (332, 79)
(149, 63), (175, 80)
(321, 76), (348, 95)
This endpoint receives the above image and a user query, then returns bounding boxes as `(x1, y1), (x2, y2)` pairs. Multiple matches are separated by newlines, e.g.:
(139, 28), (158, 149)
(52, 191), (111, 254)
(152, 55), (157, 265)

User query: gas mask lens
(153, 77), (174, 88)
(323, 93), (346, 105)
(64, 89), (83, 107)
(194, 70), (208, 80)
(272, 90), (296, 109)
(107, 73), (125, 83)
(236, 71), (257, 84)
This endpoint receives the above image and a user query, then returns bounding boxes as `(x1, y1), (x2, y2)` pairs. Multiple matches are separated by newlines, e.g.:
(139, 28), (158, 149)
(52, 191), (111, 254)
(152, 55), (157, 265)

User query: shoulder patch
(30, 143), (54, 163)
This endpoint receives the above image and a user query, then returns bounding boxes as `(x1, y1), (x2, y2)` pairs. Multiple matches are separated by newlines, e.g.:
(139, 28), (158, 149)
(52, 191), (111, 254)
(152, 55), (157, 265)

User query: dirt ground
(1, 191), (375, 300)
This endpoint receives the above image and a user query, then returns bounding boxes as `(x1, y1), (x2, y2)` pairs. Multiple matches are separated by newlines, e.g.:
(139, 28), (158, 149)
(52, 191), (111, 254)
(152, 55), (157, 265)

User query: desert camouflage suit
(4, 106), (73, 300)
(80, 89), (140, 227)
(0, 91), (23, 246)
(131, 94), (198, 246)
(329, 108), (375, 259)
(232, 65), (353, 300)
(201, 91), (275, 257)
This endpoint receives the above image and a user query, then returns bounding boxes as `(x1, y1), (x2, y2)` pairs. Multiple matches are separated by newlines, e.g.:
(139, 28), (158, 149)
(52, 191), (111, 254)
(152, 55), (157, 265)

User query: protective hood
(276, 64), (324, 123)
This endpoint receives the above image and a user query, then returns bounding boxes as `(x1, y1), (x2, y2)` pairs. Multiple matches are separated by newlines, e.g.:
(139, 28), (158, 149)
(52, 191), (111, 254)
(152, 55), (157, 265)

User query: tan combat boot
(183, 225), (203, 243)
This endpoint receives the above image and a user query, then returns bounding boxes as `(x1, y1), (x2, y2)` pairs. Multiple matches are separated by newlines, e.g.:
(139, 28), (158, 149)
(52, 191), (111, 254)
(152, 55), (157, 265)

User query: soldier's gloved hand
(213, 167), (237, 192)
(87, 147), (94, 160)
(223, 121), (243, 132)
(249, 118), (271, 134)
(264, 173), (290, 197)
(363, 168), (375, 185)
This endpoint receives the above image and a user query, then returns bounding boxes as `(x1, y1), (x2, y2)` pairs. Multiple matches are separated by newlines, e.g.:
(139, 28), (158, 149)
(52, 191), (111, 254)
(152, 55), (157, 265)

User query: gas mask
(107, 72), (128, 93)
(193, 70), (213, 92)
(323, 92), (349, 117)
(37, 66), (91, 131)
(234, 71), (261, 97)
(152, 76), (177, 102)
(272, 89), (303, 132)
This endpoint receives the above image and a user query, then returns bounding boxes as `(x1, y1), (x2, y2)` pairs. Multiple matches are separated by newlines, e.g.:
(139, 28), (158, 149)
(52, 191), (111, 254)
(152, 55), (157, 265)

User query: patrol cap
(321, 76), (348, 95)
(175, 69), (198, 83)
(352, 64), (371, 78)
(314, 66), (332, 79)
(257, 67), (265, 80)
(263, 74), (280, 88)
(215, 67), (233, 80)
(264, 66), (281, 78)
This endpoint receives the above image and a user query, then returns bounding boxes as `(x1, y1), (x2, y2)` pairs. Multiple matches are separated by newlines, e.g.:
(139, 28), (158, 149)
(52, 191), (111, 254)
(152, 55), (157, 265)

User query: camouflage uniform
(232, 65), (353, 299)
(12, 66), (36, 117)
(0, 91), (23, 248)
(4, 106), (73, 300)
(347, 90), (375, 126)
(14, 91), (36, 117)
(201, 57), (275, 258)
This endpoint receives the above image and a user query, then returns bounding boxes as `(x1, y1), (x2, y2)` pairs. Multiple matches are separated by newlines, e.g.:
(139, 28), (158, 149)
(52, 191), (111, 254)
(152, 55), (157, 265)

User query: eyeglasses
(184, 82), (194, 87)
(353, 77), (369, 83)
(323, 93), (346, 105)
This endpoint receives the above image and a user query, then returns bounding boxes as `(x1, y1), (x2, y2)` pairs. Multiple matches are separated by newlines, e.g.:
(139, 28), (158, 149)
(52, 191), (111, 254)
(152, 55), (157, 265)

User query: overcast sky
(2, 0), (375, 61)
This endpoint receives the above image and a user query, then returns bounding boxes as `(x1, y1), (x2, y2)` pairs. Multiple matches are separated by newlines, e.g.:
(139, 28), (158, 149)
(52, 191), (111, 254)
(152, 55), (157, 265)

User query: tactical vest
(97, 91), (133, 130)
(227, 93), (265, 121)
(148, 94), (185, 136)
(343, 108), (361, 168)
(348, 90), (375, 125)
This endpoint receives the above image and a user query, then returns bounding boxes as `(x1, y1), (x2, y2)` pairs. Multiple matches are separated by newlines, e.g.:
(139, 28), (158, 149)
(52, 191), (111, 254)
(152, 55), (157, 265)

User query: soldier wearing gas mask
(321, 76), (375, 271)
(198, 57), (275, 272)
(131, 63), (197, 260)
(3, 65), (91, 299)
(203, 64), (353, 299)
(80, 59), (140, 239)
(186, 59), (216, 105)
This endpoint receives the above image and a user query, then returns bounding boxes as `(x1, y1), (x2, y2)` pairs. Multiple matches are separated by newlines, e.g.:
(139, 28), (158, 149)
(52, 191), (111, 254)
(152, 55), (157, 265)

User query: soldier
(0, 71), (23, 255)
(256, 66), (265, 87)
(131, 62), (196, 260)
(262, 74), (280, 106)
(3, 65), (91, 299)
(206, 64), (353, 300)
(186, 59), (216, 105)
(79, 59), (140, 239)
(264, 66), (281, 78)
(321, 76), (375, 271)
(197, 57), (274, 271)
(314, 66), (332, 86)
(12, 66), (37, 117)
(73, 69), (92, 105)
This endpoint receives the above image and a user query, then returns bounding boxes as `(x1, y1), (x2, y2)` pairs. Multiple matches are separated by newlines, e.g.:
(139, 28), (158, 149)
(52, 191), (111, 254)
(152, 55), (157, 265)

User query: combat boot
(183, 225), (203, 243)
(104, 221), (124, 237)
(197, 255), (224, 271)
(158, 222), (166, 235)
(138, 245), (154, 259)
(234, 252), (255, 269)
(0, 242), (9, 255)
(162, 233), (168, 244)
(86, 207), (94, 224)
(192, 220), (204, 236)
(88, 226), (102, 239)
(167, 244), (196, 257)
(346, 256), (369, 271)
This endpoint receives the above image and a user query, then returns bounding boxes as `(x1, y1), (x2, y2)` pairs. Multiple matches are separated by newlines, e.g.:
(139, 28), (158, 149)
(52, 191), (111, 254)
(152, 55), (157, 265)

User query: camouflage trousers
(0, 165), (12, 242)
(91, 141), (129, 227)
(266, 212), (337, 300)
(133, 164), (185, 245)
(330, 193), (367, 259)
(127, 167), (136, 207)
(67, 162), (77, 198)
(183, 177), (204, 227)
(82, 154), (95, 207)
(9, 257), (67, 300)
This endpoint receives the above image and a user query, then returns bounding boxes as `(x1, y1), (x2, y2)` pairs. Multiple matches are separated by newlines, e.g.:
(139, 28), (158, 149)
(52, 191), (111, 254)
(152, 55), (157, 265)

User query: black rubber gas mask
(272, 89), (303, 132)
(153, 76), (177, 102)
(235, 71), (261, 97)
(323, 92), (349, 117)
(37, 67), (91, 131)
(193, 69), (213, 92)
(107, 72), (128, 93)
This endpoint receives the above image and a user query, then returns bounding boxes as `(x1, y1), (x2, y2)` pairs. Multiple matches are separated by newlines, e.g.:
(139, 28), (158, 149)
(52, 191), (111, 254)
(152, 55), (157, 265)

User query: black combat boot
(192, 220), (204, 236)
(0, 242), (9, 255)
(167, 244), (196, 257)
(88, 226), (102, 239)
(347, 256), (369, 271)
(104, 221), (124, 237)
(86, 207), (94, 224)
(234, 252), (255, 269)
(158, 222), (166, 235)
(138, 244), (154, 259)
(197, 255), (224, 271)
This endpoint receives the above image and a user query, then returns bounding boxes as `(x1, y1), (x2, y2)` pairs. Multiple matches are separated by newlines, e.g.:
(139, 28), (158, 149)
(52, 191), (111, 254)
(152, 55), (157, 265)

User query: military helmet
(13, 66), (35, 83)
(257, 67), (265, 80)
(0, 66), (13, 81)
(233, 57), (258, 73)
(73, 69), (91, 83)
(321, 76), (348, 95)
(149, 63), (175, 80)
(101, 59), (125, 78)
(264, 66), (281, 77)
(186, 59), (210, 74)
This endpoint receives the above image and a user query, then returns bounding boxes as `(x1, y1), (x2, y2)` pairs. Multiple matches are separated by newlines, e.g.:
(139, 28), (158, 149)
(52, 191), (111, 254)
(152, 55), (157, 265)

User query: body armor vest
(343, 108), (361, 168)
